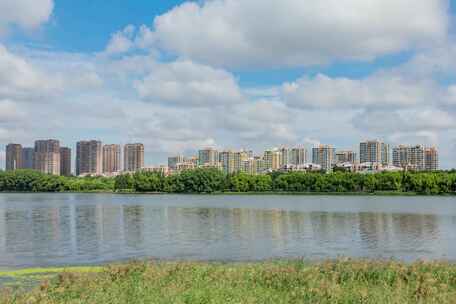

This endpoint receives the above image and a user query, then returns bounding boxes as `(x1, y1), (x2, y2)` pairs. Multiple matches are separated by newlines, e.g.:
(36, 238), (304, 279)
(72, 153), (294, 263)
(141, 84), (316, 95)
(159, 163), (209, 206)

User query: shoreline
(3, 260), (456, 303)
(0, 191), (455, 196)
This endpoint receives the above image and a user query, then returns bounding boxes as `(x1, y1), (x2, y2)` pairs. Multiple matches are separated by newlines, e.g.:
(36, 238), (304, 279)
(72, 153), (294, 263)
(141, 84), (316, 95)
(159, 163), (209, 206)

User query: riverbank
(1, 169), (456, 195)
(2, 190), (455, 196)
(2, 260), (456, 303)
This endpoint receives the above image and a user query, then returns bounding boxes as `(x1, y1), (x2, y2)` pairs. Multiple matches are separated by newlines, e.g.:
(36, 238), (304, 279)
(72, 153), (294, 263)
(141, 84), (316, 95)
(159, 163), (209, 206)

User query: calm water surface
(0, 193), (455, 269)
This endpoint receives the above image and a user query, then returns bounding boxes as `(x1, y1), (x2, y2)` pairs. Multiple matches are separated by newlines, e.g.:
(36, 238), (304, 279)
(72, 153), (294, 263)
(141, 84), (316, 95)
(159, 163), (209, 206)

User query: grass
(2, 260), (456, 303)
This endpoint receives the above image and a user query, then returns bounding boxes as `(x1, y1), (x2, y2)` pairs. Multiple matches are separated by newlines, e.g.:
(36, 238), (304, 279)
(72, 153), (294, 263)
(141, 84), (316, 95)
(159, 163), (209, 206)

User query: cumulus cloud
(148, 0), (448, 68)
(135, 60), (243, 107)
(105, 25), (136, 55)
(283, 73), (438, 109)
(0, 44), (59, 100)
(0, 0), (53, 34)
(352, 109), (456, 135)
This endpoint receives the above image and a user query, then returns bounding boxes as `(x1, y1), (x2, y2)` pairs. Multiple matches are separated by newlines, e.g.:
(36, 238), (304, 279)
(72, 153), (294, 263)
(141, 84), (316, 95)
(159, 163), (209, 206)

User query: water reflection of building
(123, 206), (145, 248)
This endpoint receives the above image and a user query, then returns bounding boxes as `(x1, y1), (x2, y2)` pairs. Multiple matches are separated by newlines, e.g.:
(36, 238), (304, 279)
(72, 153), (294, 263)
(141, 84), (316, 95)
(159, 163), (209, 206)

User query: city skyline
(0, 1), (455, 169)
(4, 138), (441, 175)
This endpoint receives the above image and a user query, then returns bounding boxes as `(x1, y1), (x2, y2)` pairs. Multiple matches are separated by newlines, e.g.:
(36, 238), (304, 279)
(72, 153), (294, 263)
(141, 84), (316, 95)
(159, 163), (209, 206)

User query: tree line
(0, 169), (455, 195)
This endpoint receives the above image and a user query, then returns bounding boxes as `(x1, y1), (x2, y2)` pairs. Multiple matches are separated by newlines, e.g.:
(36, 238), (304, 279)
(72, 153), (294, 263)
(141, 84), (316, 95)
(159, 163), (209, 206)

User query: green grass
(2, 260), (456, 303)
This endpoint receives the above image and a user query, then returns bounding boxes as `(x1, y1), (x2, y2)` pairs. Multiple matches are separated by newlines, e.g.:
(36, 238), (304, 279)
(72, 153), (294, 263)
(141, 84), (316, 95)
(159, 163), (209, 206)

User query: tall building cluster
(168, 140), (440, 175)
(5, 138), (441, 176)
(5, 140), (145, 176)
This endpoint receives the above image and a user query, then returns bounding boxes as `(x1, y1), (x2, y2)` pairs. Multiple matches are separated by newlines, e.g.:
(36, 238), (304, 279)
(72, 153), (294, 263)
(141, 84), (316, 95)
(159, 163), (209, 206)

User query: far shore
(0, 190), (455, 196)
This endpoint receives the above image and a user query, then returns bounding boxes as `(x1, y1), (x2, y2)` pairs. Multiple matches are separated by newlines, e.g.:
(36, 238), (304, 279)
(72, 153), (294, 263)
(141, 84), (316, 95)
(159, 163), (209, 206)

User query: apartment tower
(76, 140), (102, 176)
(34, 140), (60, 175)
(59, 147), (72, 176)
(103, 144), (121, 174)
(392, 145), (425, 171)
(198, 148), (219, 166)
(5, 144), (22, 171)
(425, 147), (439, 171)
(290, 147), (308, 166)
(360, 140), (389, 166)
(312, 145), (336, 172)
(21, 147), (35, 169)
(335, 150), (357, 164)
(124, 143), (144, 172)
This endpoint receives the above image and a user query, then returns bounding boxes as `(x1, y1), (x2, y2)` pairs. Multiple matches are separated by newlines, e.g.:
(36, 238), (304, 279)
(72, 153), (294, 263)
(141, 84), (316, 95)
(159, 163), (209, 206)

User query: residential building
(312, 145), (336, 172)
(242, 158), (257, 175)
(168, 155), (184, 170)
(76, 140), (102, 176)
(234, 150), (251, 172)
(21, 147), (34, 169)
(59, 147), (72, 176)
(425, 147), (439, 171)
(264, 149), (281, 171)
(360, 140), (389, 166)
(290, 147), (307, 166)
(103, 144), (121, 174)
(255, 157), (267, 174)
(124, 143), (144, 172)
(5, 144), (22, 171)
(336, 150), (356, 164)
(279, 147), (290, 167)
(219, 150), (235, 174)
(185, 156), (199, 167)
(198, 148), (219, 166)
(34, 140), (60, 175)
(392, 145), (425, 171)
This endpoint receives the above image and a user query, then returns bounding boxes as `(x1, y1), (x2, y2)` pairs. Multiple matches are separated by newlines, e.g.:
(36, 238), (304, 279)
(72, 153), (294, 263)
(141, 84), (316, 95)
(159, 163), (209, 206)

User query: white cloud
(0, 44), (58, 100)
(0, 0), (54, 34)
(352, 109), (456, 135)
(148, 0), (448, 68)
(105, 25), (136, 55)
(0, 99), (24, 122)
(283, 73), (438, 109)
(135, 60), (243, 107)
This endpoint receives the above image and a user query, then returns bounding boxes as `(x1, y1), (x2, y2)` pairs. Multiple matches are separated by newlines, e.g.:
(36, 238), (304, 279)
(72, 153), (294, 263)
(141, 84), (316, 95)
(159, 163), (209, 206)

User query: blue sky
(1, 0), (456, 169)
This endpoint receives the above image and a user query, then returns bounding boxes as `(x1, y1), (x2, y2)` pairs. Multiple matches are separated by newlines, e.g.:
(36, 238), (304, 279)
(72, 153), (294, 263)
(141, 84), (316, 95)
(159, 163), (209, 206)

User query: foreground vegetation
(0, 169), (456, 195)
(3, 260), (456, 303)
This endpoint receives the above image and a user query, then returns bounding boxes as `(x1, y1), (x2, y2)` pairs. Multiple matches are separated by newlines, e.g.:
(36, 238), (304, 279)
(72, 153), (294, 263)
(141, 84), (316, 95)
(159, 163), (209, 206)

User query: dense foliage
(0, 170), (114, 192)
(1, 169), (456, 194)
(3, 260), (456, 303)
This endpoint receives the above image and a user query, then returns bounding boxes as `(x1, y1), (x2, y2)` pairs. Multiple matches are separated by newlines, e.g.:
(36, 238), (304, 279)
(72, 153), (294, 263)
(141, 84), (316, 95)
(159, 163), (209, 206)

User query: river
(0, 193), (455, 268)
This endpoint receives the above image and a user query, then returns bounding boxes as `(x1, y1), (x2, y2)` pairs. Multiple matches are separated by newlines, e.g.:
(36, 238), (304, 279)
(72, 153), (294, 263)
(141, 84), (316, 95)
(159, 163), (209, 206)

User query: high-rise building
(255, 157), (267, 174)
(290, 147), (307, 166)
(219, 150), (235, 174)
(264, 149), (281, 171)
(103, 144), (121, 174)
(34, 140), (60, 175)
(279, 147), (290, 167)
(76, 140), (102, 176)
(60, 147), (72, 176)
(242, 158), (257, 175)
(425, 147), (439, 171)
(234, 150), (251, 172)
(5, 144), (22, 171)
(312, 145), (336, 172)
(124, 143), (144, 172)
(335, 150), (356, 164)
(21, 147), (34, 169)
(168, 155), (185, 170)
(392, 145), (425, 171)
(360, 140), (389, 166)
(198, 148), (219, 166)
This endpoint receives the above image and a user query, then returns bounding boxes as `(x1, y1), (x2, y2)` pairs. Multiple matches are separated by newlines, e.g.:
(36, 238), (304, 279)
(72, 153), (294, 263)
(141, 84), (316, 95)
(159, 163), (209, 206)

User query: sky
(1, 0), (456, 169)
